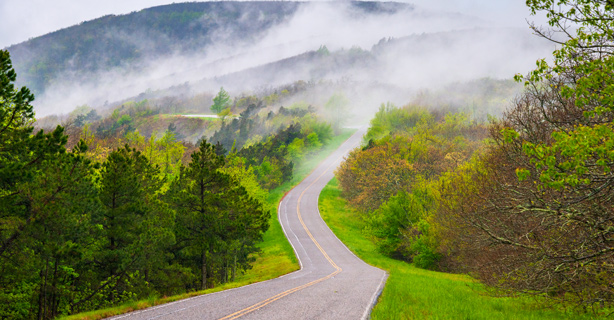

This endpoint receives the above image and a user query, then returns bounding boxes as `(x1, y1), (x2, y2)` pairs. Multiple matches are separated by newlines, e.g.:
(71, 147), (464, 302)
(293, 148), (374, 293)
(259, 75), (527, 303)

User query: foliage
(0, 51), (284, 318)
(221, 154), (269, 206)
(336, 137), (415, 212)
(323, 93), (350, 131)
(364, 102), (431, 142)
(319, 179), (599, 320)
(210, 87), (231, 114)
(336, 104), (487, 268)
(429, 1), (614, 310)
(237, 124), (299, 189)
(166, 140), (269, 290)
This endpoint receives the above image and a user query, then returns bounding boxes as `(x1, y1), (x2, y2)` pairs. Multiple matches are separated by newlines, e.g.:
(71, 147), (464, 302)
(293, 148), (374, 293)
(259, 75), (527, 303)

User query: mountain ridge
(6, 1), (414, 97)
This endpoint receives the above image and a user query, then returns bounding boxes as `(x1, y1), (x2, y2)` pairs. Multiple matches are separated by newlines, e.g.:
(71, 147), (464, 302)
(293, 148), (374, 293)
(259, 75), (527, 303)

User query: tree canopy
(210, 87), (231, 114)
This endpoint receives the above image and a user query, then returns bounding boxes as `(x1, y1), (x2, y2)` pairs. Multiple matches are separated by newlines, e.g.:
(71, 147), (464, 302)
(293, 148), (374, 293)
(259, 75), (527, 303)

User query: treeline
(7, 1), (412, 98)
(7, 1), (302, 95)
(336, 104), (488, 267)
(336, 1), (614, 312)
(0, 50), (337, 319)
(0, 49), (267, 318)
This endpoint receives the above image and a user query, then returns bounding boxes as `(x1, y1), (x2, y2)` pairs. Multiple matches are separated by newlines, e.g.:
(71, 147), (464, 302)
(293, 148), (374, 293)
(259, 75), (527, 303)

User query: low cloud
(25, 1), (554, 118)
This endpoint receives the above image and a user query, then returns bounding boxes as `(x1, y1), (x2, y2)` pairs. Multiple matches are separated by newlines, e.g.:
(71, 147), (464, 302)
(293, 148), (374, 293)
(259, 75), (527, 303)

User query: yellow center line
(217, 153), (349, 320)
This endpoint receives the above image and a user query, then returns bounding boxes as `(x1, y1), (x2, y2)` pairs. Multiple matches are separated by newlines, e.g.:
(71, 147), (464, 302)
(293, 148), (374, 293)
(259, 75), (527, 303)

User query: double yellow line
(218, 155), (346, 320)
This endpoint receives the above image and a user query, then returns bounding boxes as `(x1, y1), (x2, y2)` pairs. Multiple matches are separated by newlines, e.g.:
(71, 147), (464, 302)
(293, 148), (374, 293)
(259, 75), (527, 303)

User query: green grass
(62, 128), (357, 320)
(247, 128), (358, 280)
(319, 178), (597, 320)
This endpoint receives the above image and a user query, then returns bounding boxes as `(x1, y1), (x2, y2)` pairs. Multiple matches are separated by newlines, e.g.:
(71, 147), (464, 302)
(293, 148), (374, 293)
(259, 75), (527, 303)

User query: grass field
(62, 129), (357, 320)
(318, 178), (597, 320)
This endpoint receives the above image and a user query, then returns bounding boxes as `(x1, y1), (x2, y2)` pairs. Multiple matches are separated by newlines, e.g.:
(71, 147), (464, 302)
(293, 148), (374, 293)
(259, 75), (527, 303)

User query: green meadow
(319, 178), (597, 320)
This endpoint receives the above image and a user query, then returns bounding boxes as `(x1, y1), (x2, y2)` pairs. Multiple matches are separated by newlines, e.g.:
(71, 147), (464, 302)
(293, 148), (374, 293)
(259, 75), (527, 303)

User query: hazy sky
(0, 0), (542, 49)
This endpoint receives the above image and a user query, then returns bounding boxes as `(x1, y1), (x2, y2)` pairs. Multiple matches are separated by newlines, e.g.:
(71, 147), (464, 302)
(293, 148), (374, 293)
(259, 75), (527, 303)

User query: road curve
(109, 127), (387, 320)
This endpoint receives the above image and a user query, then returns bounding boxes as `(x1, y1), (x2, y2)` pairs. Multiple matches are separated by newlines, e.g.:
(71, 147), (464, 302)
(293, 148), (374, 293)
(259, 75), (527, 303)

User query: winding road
(109, 127), (387, 320)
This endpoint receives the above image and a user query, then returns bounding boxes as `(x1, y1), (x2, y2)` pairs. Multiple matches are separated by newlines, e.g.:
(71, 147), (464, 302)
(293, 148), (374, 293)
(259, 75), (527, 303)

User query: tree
(0, 50), (105, 319)
(168, 140), (269, 289)
(435, 1), (614, 308)
(324, 93), (349, 132)
(210, 87), (231, 114)
(0, 141), (99, 319)
(366, 188), (432, 259)
(0, 50), (66, 202)
(85, 145), (168, 310)
(335, 104), (487, 273)
(335, 138), (415, 212)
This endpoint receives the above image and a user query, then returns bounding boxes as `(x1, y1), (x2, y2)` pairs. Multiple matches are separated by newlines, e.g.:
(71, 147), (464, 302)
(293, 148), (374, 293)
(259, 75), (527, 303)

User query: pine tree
(210, 87), (231, 114)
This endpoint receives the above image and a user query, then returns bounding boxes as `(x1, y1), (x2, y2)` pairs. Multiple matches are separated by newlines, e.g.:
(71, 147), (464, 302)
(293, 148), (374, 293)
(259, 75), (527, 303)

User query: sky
(0, 0), (551, 117)
(0, 0), (543, 49)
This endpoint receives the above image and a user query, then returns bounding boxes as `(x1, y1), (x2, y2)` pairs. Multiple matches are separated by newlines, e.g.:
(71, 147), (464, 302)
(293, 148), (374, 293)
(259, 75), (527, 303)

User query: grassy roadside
(62, 128), (356, 320)
(228, 128), (358, 291)
(319, 178), (596, 320)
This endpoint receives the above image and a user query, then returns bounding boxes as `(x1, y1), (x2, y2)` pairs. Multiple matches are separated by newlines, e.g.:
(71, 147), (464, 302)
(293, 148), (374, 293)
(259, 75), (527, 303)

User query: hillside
(7, 1), (529, 117)
(6, 2), (301, 95)
(6, 1), (414, 99)
(215, 27), (552, 92)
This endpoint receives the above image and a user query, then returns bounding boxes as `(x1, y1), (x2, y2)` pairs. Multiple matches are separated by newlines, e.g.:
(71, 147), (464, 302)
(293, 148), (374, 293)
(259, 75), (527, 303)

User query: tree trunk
(51, 257), (59, 318)
(206, 250), (207, 290)
(232, 253), (237, 282)
(223, 259), (228, 284)
(37, 258), (49, 320)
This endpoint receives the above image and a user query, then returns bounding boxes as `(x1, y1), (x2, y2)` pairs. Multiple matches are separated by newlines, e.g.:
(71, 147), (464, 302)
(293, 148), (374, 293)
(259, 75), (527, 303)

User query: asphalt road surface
(109, 127), (387, 320)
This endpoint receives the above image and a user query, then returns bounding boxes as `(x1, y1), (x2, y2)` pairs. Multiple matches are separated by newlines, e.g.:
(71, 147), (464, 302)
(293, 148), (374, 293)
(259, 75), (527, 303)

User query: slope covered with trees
(5, 1), (414, 99)
(6, 2), (301, 96)
(335, 0), (614, 313)
(437, 0), (614, 308)
(0, 49), (342, 319)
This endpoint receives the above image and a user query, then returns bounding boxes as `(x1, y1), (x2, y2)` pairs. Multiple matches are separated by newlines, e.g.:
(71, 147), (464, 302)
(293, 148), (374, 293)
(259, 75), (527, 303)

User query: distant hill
(5, 1), (554, 117)
(6, 1), (414, 98)
(213, 27), (553, 91)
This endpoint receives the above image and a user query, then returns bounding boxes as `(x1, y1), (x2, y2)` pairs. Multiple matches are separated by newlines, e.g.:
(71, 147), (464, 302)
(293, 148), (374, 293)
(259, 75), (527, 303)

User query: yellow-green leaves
(500, 128), (519, 143)
(515, 168), (531, 181)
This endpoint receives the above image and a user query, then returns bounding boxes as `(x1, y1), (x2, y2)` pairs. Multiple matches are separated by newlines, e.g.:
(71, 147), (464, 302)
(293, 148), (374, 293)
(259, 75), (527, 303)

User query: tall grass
(61, 129), (356, 320)
(319, 178), (597, 320)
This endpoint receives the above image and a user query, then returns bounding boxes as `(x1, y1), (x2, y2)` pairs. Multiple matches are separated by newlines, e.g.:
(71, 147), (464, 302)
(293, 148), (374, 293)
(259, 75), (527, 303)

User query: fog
(0, 0), (543, 49)
(17, 1), (554, 119)
(0, 0), (174, 49)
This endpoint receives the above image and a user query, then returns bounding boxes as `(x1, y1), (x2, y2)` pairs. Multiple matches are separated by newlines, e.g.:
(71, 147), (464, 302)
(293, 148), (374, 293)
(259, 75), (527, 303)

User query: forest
(6, 1), (302, 95)
(335, 0), (614, 312)
(5, 1), (413, 99)
(3, 0), (614, 318)
(0, 47), (344, 318)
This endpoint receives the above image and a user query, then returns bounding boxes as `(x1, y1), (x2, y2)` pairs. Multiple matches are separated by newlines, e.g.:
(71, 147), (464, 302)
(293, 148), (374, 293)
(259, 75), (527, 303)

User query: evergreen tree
(168, 140), (269, 289)
(0, 50), (102, 318)
(82, 145), (170, 310)
(210, 87), (231, 114)
(168, 140), (228, 289)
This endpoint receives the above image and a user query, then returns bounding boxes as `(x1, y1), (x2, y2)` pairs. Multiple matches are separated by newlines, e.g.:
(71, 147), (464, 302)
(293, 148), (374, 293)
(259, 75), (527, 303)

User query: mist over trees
(0, 48), (345, 318)
(6, 1), (305, 96)
(334, 0), (614, 312)
(5, 1), (417, 106)
(4, 0), (554, 118)
(4, 0), (612, 317)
